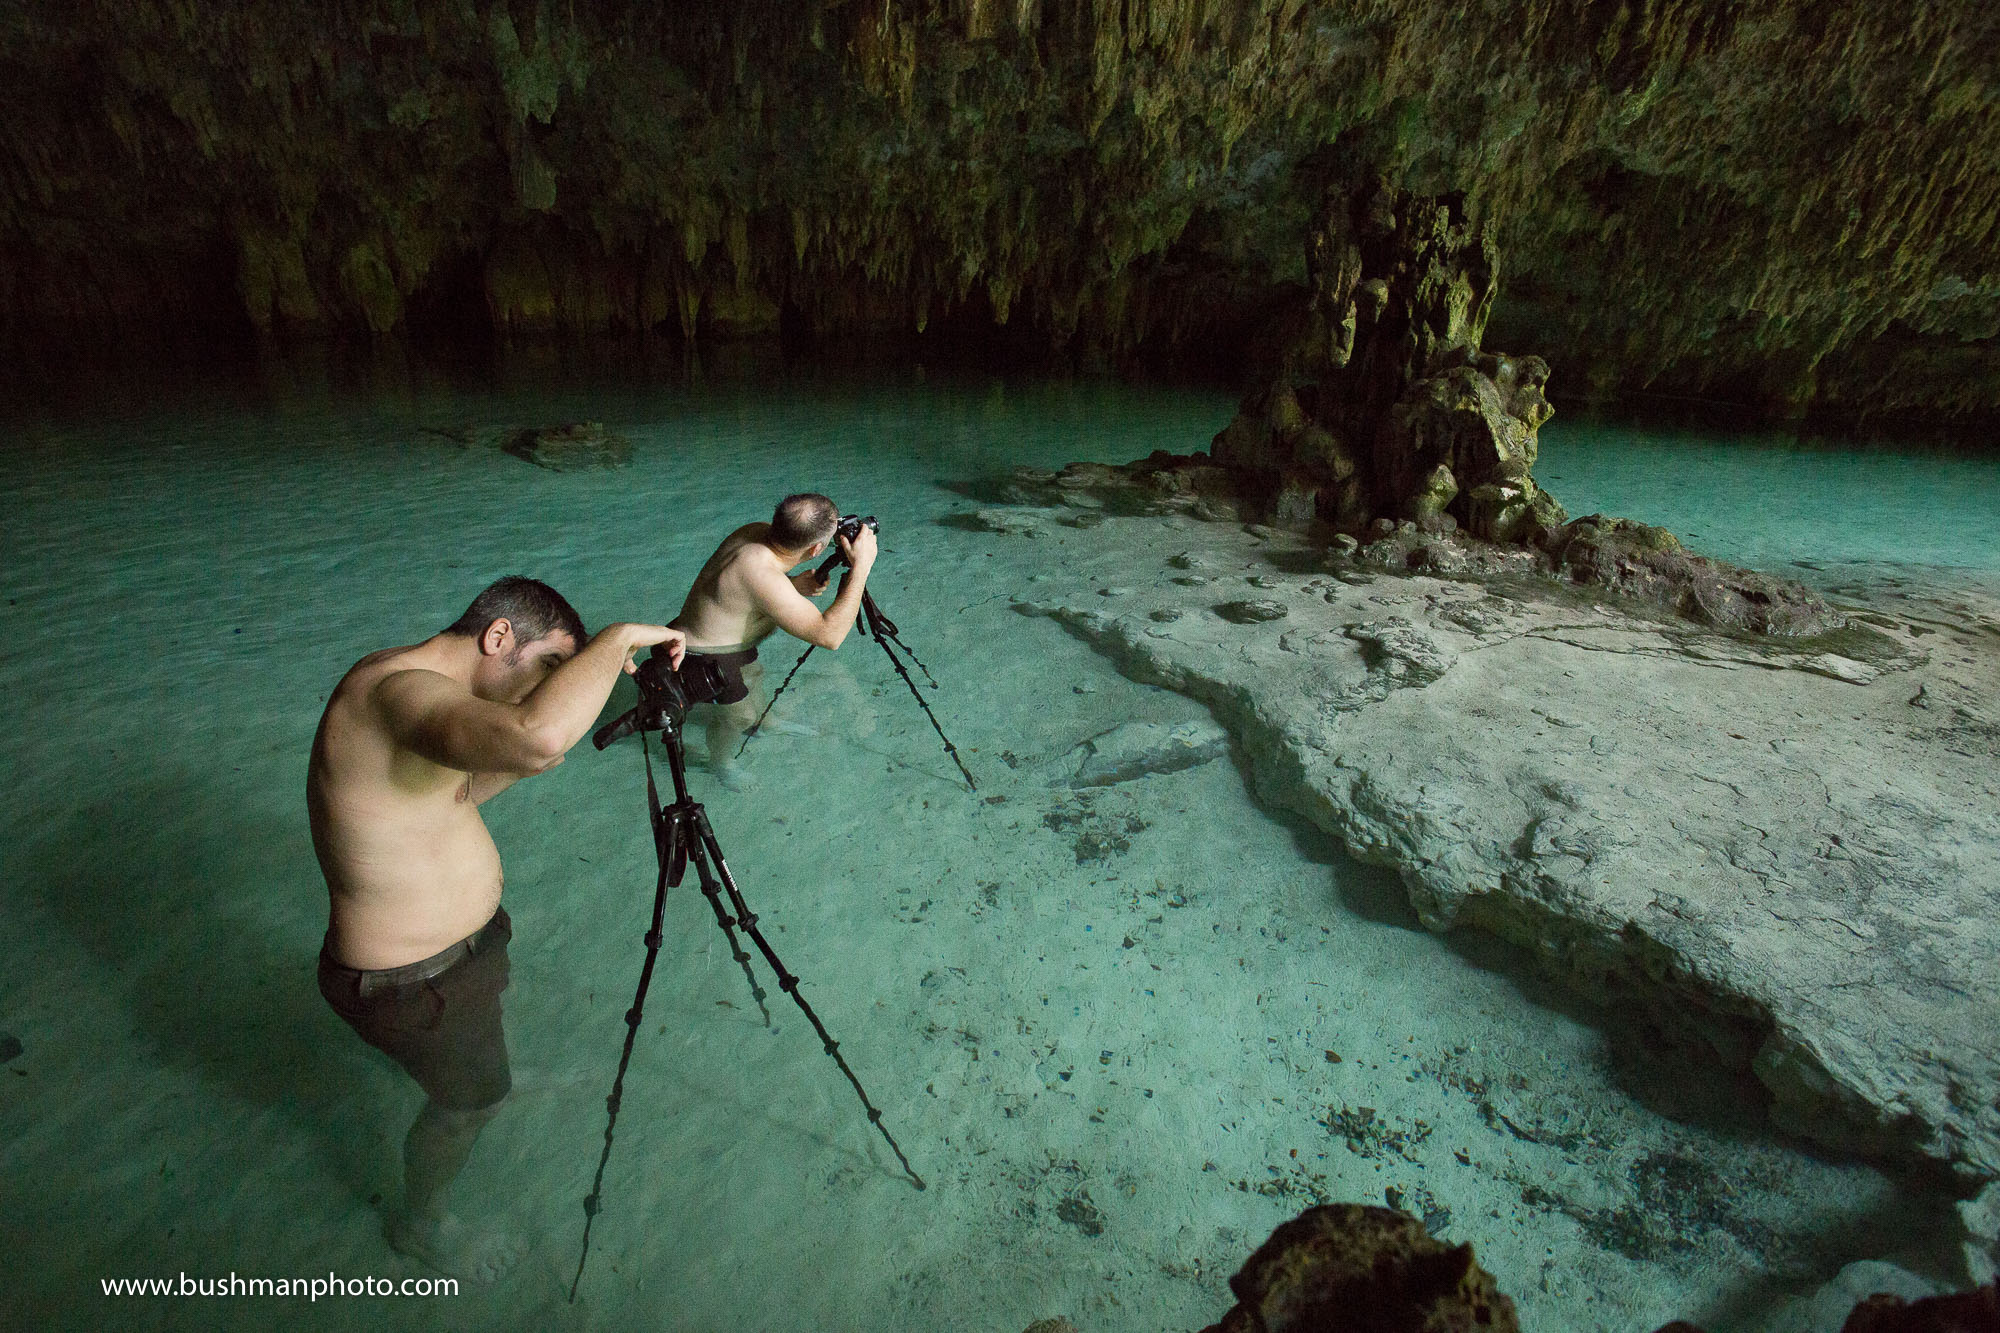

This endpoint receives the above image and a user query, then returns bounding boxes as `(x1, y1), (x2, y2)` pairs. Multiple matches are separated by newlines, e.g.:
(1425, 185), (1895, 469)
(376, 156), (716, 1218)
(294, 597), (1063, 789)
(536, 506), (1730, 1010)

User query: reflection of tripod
(570, 698), (925, 1303)
(740, 552), (977, 791)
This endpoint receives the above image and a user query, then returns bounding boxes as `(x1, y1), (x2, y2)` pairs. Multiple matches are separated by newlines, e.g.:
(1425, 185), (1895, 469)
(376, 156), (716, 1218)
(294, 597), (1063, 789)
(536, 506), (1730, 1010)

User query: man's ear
(807, 540), (827, 559)
(480, 618), (514, 656)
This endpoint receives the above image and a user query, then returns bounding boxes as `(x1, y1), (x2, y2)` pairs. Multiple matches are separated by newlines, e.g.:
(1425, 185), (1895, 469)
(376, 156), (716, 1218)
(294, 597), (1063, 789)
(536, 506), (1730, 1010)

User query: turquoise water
(0, 363), (1969, 1332)
(1538, 418), (2000, 587)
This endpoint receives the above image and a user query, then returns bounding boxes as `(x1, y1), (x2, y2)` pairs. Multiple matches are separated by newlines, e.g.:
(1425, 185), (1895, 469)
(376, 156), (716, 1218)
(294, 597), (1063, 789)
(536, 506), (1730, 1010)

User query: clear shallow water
(0, 362), (1968, 1332)
(1538, 418), (2000, 590)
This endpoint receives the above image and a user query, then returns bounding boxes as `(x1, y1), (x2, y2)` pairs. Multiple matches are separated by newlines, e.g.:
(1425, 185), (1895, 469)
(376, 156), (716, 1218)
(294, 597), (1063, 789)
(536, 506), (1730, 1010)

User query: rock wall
(2, 2), (1997, 431)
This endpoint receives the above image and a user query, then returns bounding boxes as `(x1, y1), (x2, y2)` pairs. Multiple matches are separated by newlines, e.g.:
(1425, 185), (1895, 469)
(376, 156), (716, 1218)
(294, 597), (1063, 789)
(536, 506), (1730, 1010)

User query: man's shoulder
(335, 648), (459, 715)
(716, 529), (786, 578)
(715, 523), (775, 559)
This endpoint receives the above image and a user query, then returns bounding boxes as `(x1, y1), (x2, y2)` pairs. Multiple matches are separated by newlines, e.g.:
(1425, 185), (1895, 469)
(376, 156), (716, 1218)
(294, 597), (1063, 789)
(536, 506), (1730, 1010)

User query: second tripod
(739, 533), (977, 791)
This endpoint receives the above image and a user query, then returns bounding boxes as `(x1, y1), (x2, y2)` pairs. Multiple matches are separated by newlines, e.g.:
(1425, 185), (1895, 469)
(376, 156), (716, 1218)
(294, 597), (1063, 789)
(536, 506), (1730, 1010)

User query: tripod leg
(872, 633), (977, 791)
(683, 827), (773, 1028)
(736, 643), (815, 758)
(691, 808), (926, 1191)
(569, 840), (675, 1302)
(861, 591), (938, 687)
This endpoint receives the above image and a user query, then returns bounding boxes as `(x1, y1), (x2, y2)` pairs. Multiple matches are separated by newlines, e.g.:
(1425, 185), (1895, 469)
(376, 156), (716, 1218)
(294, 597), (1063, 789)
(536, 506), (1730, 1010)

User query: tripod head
(592, 647), (736, 750)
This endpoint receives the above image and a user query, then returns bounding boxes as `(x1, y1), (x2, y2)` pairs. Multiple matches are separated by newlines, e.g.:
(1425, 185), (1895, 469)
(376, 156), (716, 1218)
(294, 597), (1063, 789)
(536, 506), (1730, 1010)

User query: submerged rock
(1758, 1261), (1945, 1333)
(1840, 1285), (2000, 1333)
(1962, 1182), (2000, 1286)
(1060, 720), (1229, 788)
(496, 421), (633, 471)
(0, 1032), (20, 1064)
(1199, 1204), (1518, 1333)
(970, 508), (1053, 536)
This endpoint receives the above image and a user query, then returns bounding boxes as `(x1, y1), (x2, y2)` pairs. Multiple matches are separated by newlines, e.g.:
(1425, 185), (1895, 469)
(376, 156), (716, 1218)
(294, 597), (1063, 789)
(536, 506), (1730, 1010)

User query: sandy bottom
(0, 367), (1986, 1331)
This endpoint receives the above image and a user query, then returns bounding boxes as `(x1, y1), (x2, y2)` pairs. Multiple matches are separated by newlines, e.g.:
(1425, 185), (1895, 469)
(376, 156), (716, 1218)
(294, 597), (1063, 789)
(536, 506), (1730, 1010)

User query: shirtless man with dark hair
(307, 575), (684, 1279)
(670, 493), (879, 787)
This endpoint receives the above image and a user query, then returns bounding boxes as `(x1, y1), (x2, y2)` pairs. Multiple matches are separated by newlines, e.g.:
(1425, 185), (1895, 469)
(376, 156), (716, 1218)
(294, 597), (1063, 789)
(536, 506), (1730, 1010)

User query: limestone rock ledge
(1003, 506), (2000, 1180)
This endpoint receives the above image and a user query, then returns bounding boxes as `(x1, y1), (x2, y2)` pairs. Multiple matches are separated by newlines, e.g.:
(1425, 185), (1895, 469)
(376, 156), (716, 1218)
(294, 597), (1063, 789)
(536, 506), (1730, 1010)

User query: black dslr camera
(591, 646), (742, 750)
(817, 514), (878, 576)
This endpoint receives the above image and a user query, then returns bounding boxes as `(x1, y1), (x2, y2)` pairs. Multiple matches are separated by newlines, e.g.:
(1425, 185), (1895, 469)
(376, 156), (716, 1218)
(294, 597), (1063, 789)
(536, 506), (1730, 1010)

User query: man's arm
(747, 529), (877, 650)
(377, 623), (684, 775)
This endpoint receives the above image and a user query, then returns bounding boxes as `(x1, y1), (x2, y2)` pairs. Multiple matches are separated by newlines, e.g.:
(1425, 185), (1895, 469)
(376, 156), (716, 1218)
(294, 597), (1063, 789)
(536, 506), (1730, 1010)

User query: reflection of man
(306, 576), (683, 1281)
(670, 493), (878, 787)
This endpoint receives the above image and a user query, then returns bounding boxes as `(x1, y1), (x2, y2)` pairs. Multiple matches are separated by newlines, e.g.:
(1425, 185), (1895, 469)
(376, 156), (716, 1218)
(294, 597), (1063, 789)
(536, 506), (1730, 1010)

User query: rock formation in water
(1198, 1203), (1519, 1333)
(1208, 171), (1562, 539)
(1178, 171), (1852, 635)
(1020, 1201), (1998, 1333)
(2, 2), (1997, 434)
(424, 419), (634, 469)
(1831, 1285), (2000, 1333)
(997, 485), (2000, 1182)
(1018, 450), (1844, 636)
(1020, 1199), (1995, 1332)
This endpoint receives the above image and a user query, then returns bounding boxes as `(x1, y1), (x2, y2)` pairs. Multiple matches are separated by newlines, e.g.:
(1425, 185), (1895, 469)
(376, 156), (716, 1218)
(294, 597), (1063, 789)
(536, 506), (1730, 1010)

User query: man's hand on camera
(610, 623), (685, 673)
(791, 569), (832, 597)
(838, 524), (878, 572)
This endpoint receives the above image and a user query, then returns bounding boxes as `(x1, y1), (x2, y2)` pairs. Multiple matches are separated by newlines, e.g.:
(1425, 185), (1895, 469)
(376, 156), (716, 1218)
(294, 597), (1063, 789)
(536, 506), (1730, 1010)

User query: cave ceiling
(2, 1), (1995, 426)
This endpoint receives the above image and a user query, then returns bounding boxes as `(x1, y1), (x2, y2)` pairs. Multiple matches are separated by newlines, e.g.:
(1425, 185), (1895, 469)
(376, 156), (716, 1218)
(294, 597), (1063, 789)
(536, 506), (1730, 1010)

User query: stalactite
(0, 0), (1994, 428)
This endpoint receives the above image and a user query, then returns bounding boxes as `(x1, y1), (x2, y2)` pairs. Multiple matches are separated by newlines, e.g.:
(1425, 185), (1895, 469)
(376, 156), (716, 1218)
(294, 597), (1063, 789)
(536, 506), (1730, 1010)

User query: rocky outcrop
(1021, 1207), (1997, 1333)
(1213, 346), (1564, 539)
(1006, 458), (1845, 639)
(1544, 515), (1843, 637)
(995, 498), (2000, 1180)
(1199, 1204), (1518, 1333)
(1208, 174), (1568, 537)
(1837, 1286), (2000, 1333)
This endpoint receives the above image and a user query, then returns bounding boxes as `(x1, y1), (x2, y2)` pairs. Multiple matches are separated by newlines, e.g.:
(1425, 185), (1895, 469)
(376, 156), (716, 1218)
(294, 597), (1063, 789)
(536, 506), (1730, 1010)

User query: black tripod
(739, 550), (977, 791)
(570, 697), (925, 1303)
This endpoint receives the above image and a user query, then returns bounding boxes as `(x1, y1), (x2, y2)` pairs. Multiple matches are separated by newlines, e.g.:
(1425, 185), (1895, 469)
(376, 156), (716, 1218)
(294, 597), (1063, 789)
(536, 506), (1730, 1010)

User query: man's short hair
(442, 576), (586, 648)
(770, 493), (839, 551)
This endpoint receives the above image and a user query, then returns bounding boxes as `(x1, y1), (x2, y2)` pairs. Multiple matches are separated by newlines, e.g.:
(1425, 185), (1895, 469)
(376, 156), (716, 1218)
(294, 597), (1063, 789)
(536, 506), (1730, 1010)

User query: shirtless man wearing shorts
(307, 575), (683, 1279)
(669, 493), (878, 787)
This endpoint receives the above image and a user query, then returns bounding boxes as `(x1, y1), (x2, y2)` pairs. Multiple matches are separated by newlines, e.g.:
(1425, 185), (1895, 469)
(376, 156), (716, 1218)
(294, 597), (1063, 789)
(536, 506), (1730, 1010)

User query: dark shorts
(684, 643), (759, 707)
(318, 908), (513, 1110)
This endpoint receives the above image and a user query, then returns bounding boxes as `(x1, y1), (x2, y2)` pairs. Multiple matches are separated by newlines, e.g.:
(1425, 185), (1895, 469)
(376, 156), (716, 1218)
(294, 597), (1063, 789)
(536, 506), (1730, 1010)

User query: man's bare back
(309, 644), (513, 970)
(671, 513), (878, 652)
(667, 502), (877, 786)
(671, 522), (791, 650)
